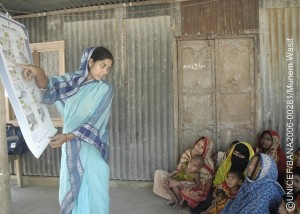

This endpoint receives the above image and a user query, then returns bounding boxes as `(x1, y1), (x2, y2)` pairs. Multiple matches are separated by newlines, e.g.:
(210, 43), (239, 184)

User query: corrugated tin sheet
(9, 1), (300, 181)
(181, 0), (259, 35)
(259, 7), (300, 151)
(1, 0), (148, 16)
(14, 5), (175, 180)
(259, 0), (300, 8)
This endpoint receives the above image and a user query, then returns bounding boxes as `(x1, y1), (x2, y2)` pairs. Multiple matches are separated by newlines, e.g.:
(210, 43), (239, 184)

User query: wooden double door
(177, 37), (256, 153)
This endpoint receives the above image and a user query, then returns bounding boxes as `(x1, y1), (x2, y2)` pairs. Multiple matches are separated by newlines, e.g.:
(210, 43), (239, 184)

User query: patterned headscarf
(221, 153), (285, 214)
(43, 47), (96, 104)
(179, 137), (215, 208)
(177, 136), (214, 174)
(200, 137), (214, 175)
(213, 142), (255, 187)
(256, 130), (281, 162)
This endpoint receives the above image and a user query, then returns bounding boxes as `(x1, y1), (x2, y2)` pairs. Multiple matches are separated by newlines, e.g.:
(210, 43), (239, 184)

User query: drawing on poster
(0, 13), (57, 158)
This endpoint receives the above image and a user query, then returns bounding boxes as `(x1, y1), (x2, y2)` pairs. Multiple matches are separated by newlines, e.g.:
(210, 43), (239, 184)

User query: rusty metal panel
(181, 0), (259, 35)
(177, 40), (216, 154)
(259, 7), (300, 151)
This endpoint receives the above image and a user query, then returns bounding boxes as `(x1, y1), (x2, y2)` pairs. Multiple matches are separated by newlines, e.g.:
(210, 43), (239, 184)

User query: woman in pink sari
(153, 136), (214, 212)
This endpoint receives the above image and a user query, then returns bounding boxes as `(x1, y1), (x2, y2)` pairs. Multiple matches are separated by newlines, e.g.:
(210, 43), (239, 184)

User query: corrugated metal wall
(181, 0), (259, 35)
(10, 0), (299, 180)
(14, 4), (176, 180)
(259, 1), (300, 151)
(260, 0), (299, 8)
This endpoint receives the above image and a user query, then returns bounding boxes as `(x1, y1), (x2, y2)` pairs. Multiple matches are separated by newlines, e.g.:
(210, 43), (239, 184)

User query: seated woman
(221, 153), (285, 213)
(255, 130), (287, 188)
(153, 136), (214, 212)
(213, 141), (255, 187)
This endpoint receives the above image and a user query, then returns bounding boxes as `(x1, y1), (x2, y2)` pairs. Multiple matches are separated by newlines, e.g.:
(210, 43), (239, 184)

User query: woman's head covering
(200, 136), (214, 175)
(247, 154), (261, 181)
(213, 142), (255, 187)
(78, 47), (96, 72)
(246, 154), (278, 182)
(222, 153), (285, 213)
(43, 47), (96, 104)
(256, 129), (281, 162)
(230, 143), (250, 173)
(179, 136), (215, 208)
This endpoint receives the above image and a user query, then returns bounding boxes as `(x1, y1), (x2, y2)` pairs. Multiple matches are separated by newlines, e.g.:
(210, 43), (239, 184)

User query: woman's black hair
(91, 47), (114, 65)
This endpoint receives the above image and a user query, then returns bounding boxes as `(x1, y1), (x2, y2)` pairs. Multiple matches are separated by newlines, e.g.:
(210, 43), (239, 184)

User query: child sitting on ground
(164, 155), (205, 209)
(202, 169), (243, 214)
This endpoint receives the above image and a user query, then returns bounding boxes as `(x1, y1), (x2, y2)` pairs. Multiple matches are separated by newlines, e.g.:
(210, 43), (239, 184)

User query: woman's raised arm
(16, 63), (49, 89)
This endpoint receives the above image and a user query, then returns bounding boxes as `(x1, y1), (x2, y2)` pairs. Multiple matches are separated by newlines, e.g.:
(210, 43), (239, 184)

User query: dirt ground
(11, 181), (190, 214)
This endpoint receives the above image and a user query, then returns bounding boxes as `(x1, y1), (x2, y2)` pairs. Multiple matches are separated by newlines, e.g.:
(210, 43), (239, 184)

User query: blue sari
(44, 47), (113, 214)
(221, 153), (285, 214)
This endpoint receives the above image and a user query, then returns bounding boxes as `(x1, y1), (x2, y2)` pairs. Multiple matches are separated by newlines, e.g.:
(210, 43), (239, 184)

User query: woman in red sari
(153, 136), (214, 212)
(255, 129), (287, 188)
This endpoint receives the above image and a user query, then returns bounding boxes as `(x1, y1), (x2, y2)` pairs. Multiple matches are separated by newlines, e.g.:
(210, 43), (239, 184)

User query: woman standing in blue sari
(18, 47), (114, 214)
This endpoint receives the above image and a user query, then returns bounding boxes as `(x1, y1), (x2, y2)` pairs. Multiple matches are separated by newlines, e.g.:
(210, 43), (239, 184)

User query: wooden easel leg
(14, 155), (22, 187)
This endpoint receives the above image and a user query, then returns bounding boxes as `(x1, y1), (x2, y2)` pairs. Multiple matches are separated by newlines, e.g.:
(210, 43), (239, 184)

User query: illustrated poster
(0, 13), (57, 158)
